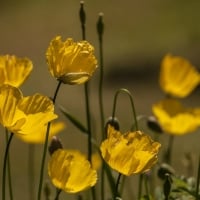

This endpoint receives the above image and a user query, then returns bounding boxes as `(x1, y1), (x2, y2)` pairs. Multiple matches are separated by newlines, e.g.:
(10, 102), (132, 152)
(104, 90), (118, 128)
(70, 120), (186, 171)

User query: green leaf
(59, 105), (88, 134)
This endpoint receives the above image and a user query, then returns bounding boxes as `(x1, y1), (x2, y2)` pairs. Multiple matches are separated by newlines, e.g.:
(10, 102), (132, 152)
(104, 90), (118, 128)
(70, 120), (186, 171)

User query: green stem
(165, 135), (174, 164)
(138, 173), (144, 199)
(115, 173), (122, 198)
(5, 129), (14, 200)
(28, 144), (35, 200)
(54, 188), (62, 200)
(2, 132), (14, 200)
(112, 88), (138, 130)
(144, 174), (150, 199)
(79, 2), (96, 200)
(37, 80), (62, 200)
(97, 13), (106, 200)
(195, 154), (200, 199)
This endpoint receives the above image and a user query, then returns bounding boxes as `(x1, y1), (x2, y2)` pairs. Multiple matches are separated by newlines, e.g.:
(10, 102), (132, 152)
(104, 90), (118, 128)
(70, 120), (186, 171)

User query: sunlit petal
(48, 149), (97, 193)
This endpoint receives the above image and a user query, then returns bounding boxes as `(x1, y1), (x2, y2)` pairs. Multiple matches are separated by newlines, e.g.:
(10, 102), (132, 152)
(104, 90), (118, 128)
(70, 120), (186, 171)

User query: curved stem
(2, 132), (14, 200)
(112, 88), (138, 130)
(37, 80), (62, 200)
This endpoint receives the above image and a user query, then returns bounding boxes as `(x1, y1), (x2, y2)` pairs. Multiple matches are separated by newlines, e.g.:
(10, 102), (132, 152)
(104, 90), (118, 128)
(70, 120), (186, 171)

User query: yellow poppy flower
(48, 149), (97, 193)
(16, 121), (65, 143)
(159, 54), (200, 98)
(0, 55), (33, 87)
(100, 125), (161, 176)
(0, 84), (57, 135)
(46, 36), (98, 84)
(152, 98), (200, 135)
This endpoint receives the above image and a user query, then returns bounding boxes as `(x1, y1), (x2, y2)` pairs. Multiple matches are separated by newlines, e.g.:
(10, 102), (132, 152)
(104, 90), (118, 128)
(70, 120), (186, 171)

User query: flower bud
(157, 163), (175, 180)
(48, 136), (63, 156)
(105, 116), (120, 132)
(147, 116), (163, 134)
(163, 173), (172, 199)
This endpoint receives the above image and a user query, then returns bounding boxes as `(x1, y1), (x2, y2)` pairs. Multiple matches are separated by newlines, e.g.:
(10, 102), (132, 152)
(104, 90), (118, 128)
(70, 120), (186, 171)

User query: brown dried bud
(147, 116), (163, 134)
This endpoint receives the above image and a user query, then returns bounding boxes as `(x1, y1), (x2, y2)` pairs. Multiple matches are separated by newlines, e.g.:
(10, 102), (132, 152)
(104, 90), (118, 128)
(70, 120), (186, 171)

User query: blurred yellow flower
(100, 125), (161, 176)
(46, 36), (97, 84)
(159, 54), (200, 98)
(0, 84), (57, 136)
(0, 55), (33, 87)
(152, 98), (200, 135)
(48, 149), (97, 193)
(91, 152), (102, 170)
(16, 121), (65, 143)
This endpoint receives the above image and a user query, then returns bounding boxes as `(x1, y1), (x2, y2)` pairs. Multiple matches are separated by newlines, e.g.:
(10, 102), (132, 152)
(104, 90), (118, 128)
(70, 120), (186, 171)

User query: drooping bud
(157, 163), (175, 180)
(147, 116), (163, 134)
(105, 116), (120, 133)
(48, 136), (63, 156)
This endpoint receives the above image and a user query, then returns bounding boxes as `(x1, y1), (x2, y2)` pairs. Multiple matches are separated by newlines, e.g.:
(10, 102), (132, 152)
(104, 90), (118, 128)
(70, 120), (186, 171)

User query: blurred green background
(0, 0), (200, 199)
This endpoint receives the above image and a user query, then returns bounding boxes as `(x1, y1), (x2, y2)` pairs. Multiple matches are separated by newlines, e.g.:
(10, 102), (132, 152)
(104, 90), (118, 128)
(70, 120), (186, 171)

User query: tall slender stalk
(37, 80), (62, 200)
(2, 132), (14, 200)
(79, 2), (96, 200)
(96, 13), (106, 200)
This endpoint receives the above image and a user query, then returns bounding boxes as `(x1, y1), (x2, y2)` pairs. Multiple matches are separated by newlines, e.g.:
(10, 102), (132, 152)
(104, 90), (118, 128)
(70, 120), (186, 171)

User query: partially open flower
(152, 98), (200, 135)
(0, 55), (33, 87)
(0, 84), (57, 136)
(159, 54), (200, 98)
(100, 125), (161, 176)
(48, 149), (97, 193)
(46, 36), (97, 84)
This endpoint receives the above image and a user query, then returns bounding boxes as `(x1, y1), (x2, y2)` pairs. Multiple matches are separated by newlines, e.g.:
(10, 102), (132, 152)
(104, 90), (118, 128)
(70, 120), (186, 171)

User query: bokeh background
(0, 0), (200, 199)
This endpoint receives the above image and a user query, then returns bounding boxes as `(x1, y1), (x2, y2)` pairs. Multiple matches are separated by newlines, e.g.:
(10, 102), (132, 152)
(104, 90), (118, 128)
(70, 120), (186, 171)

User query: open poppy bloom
(0, 55), (33, 87)
(159, 54), (200, 98)
(16, 121), (65, 143)
(46, 36), (97, 84)
(152, 98), (200, 135)
(48, 149), (97, 193)
(100, 125), (161, 176)
(0, 84), (57, 136)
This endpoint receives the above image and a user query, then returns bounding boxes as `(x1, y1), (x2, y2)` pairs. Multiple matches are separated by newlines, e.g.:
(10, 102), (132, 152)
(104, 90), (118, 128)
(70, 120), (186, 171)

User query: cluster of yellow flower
(1, 35), (162, 199)
(153, 54), (200, 135)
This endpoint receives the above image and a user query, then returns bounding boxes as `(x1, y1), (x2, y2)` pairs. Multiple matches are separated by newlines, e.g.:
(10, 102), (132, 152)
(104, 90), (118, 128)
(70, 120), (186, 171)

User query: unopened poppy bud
(79, 1), (86, 26)
(163, 173), (172, 199)
(157, 163), (175, 180)
(105, 116), (120, 132)
(48, 136), (63, 156)
(147, 116), (163, 134)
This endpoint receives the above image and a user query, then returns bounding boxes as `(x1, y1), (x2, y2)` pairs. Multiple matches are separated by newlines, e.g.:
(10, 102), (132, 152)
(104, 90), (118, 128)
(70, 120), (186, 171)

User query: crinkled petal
(48, 149), (97, 193)
(16, 121), (65, 143)
(0, 84), (24, 128)
(100, 125), (161, 176)
(15, 94), (57, 135)
(152, 99), (200, 135)
(159, 54), (200, 98)
(46, 36), (97, 84)
(0, 55), (33, 87)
